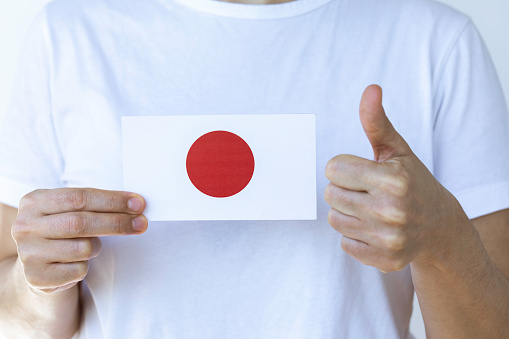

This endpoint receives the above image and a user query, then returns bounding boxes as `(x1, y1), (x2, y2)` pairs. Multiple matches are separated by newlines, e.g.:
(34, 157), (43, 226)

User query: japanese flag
(122, 114), (316, 221)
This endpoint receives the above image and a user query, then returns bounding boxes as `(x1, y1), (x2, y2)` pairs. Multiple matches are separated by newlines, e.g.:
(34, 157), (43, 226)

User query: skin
(324, 85), (509, 338)
(1, 1), (508, 337)
(1, 87), (508, 338)
(0, 189), (148, 338)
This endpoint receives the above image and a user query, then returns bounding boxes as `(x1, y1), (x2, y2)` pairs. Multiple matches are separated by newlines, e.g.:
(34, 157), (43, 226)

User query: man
(0, 0), (508, 338)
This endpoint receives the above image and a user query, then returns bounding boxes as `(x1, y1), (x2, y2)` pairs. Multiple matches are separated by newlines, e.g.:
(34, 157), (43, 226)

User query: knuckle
(77, 239), (94, 259)
(64, 214), (87, 235)
(65, 190), (88, 211)
(19, 189), (44, 209)
(17, 247), (35, 266)
(378, 259), (406, 273)
(60, 262), (88, 283)
(91, 238), (103, 258)
(327, 209), (337, 226)
(325, 185), (351, 208)
(382, 232), (408, 253)
(325, 155), (347, 178)
(111, 214), (128, 234)
(324, 159), (336, 180)
(11, 221), (31, 242)
(379, 169), (410, 197)
(73, 262), (89, 281)
(340, 236), (355, 254)
(340, 237), (349, 251)
(105, 195), (122, 211)
(388, 258), (408, 272)
(392, 178), (409, 198)
(378, 264), (395, 273)
(324, 183), (334, 203)
(391, 160), (406, 174)
(394, 174), (410, 197)
(25, 276), (45, 290)
(377, 203), (408, 227)
(38, 288), (60, 295)
(328, 209), (345, 231)
(24, 267), (49, 290)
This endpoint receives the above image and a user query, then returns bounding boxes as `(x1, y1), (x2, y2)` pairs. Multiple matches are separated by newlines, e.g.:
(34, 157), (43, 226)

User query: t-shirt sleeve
(0, 8), (64, 208)
(433, 20), (509, 220)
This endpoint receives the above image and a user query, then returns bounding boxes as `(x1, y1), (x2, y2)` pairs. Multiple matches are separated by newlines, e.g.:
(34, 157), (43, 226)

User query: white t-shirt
(1, 0), (508, 338)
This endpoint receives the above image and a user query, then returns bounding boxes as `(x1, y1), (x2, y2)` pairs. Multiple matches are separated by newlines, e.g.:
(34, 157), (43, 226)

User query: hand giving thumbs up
(324, 85), (470, 272)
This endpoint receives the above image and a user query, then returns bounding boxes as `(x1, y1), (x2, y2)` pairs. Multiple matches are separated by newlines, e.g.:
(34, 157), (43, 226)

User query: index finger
(325, 154), (384, 192)
(28, 188), (145, 216)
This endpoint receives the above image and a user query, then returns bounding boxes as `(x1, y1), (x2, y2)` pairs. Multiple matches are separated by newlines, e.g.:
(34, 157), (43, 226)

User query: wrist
(413, 196), (481, 273)
(12, 257), (80, 338)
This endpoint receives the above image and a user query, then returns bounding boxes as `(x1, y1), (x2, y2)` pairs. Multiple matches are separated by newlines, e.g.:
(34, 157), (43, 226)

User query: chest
(50, 20), (435, 189)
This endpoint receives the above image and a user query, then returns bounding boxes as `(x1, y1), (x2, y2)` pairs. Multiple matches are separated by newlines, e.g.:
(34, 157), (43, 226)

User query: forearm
(0, 256), (80, 339)
(411, 218), (509, 338)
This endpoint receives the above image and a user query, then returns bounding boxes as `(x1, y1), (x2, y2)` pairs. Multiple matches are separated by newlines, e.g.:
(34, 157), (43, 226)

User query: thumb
(359, 85), (411, 162)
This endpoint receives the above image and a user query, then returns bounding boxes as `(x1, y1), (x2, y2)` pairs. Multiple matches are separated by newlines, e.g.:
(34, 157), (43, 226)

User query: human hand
(11, 188), (147, 293)
(324, 85), (469, 272)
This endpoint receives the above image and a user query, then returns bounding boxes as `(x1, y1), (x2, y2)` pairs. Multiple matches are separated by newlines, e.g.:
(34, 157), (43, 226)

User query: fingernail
(132, 215), (147, 232)
(128, 197), (144, 212)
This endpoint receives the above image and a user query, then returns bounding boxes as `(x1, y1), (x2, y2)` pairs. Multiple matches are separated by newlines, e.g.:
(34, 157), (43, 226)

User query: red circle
(186, 131), (255, 198)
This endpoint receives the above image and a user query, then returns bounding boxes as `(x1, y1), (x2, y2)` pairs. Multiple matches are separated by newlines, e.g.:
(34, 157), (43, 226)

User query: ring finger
(39, 237), (102, 264)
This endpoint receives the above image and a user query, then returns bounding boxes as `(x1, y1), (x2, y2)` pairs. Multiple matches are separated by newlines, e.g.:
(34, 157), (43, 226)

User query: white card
(122, 114), (316, 221)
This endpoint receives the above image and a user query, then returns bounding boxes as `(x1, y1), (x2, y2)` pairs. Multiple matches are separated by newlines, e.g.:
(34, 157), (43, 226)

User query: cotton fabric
(0, 0), (508, 338)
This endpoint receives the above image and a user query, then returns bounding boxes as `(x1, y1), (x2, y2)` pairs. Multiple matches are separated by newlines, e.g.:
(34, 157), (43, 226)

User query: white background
(0, 1), (507, 338)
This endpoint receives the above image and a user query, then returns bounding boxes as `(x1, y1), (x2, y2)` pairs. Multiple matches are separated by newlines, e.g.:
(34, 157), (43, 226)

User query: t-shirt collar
(172, 0), (335, 20)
